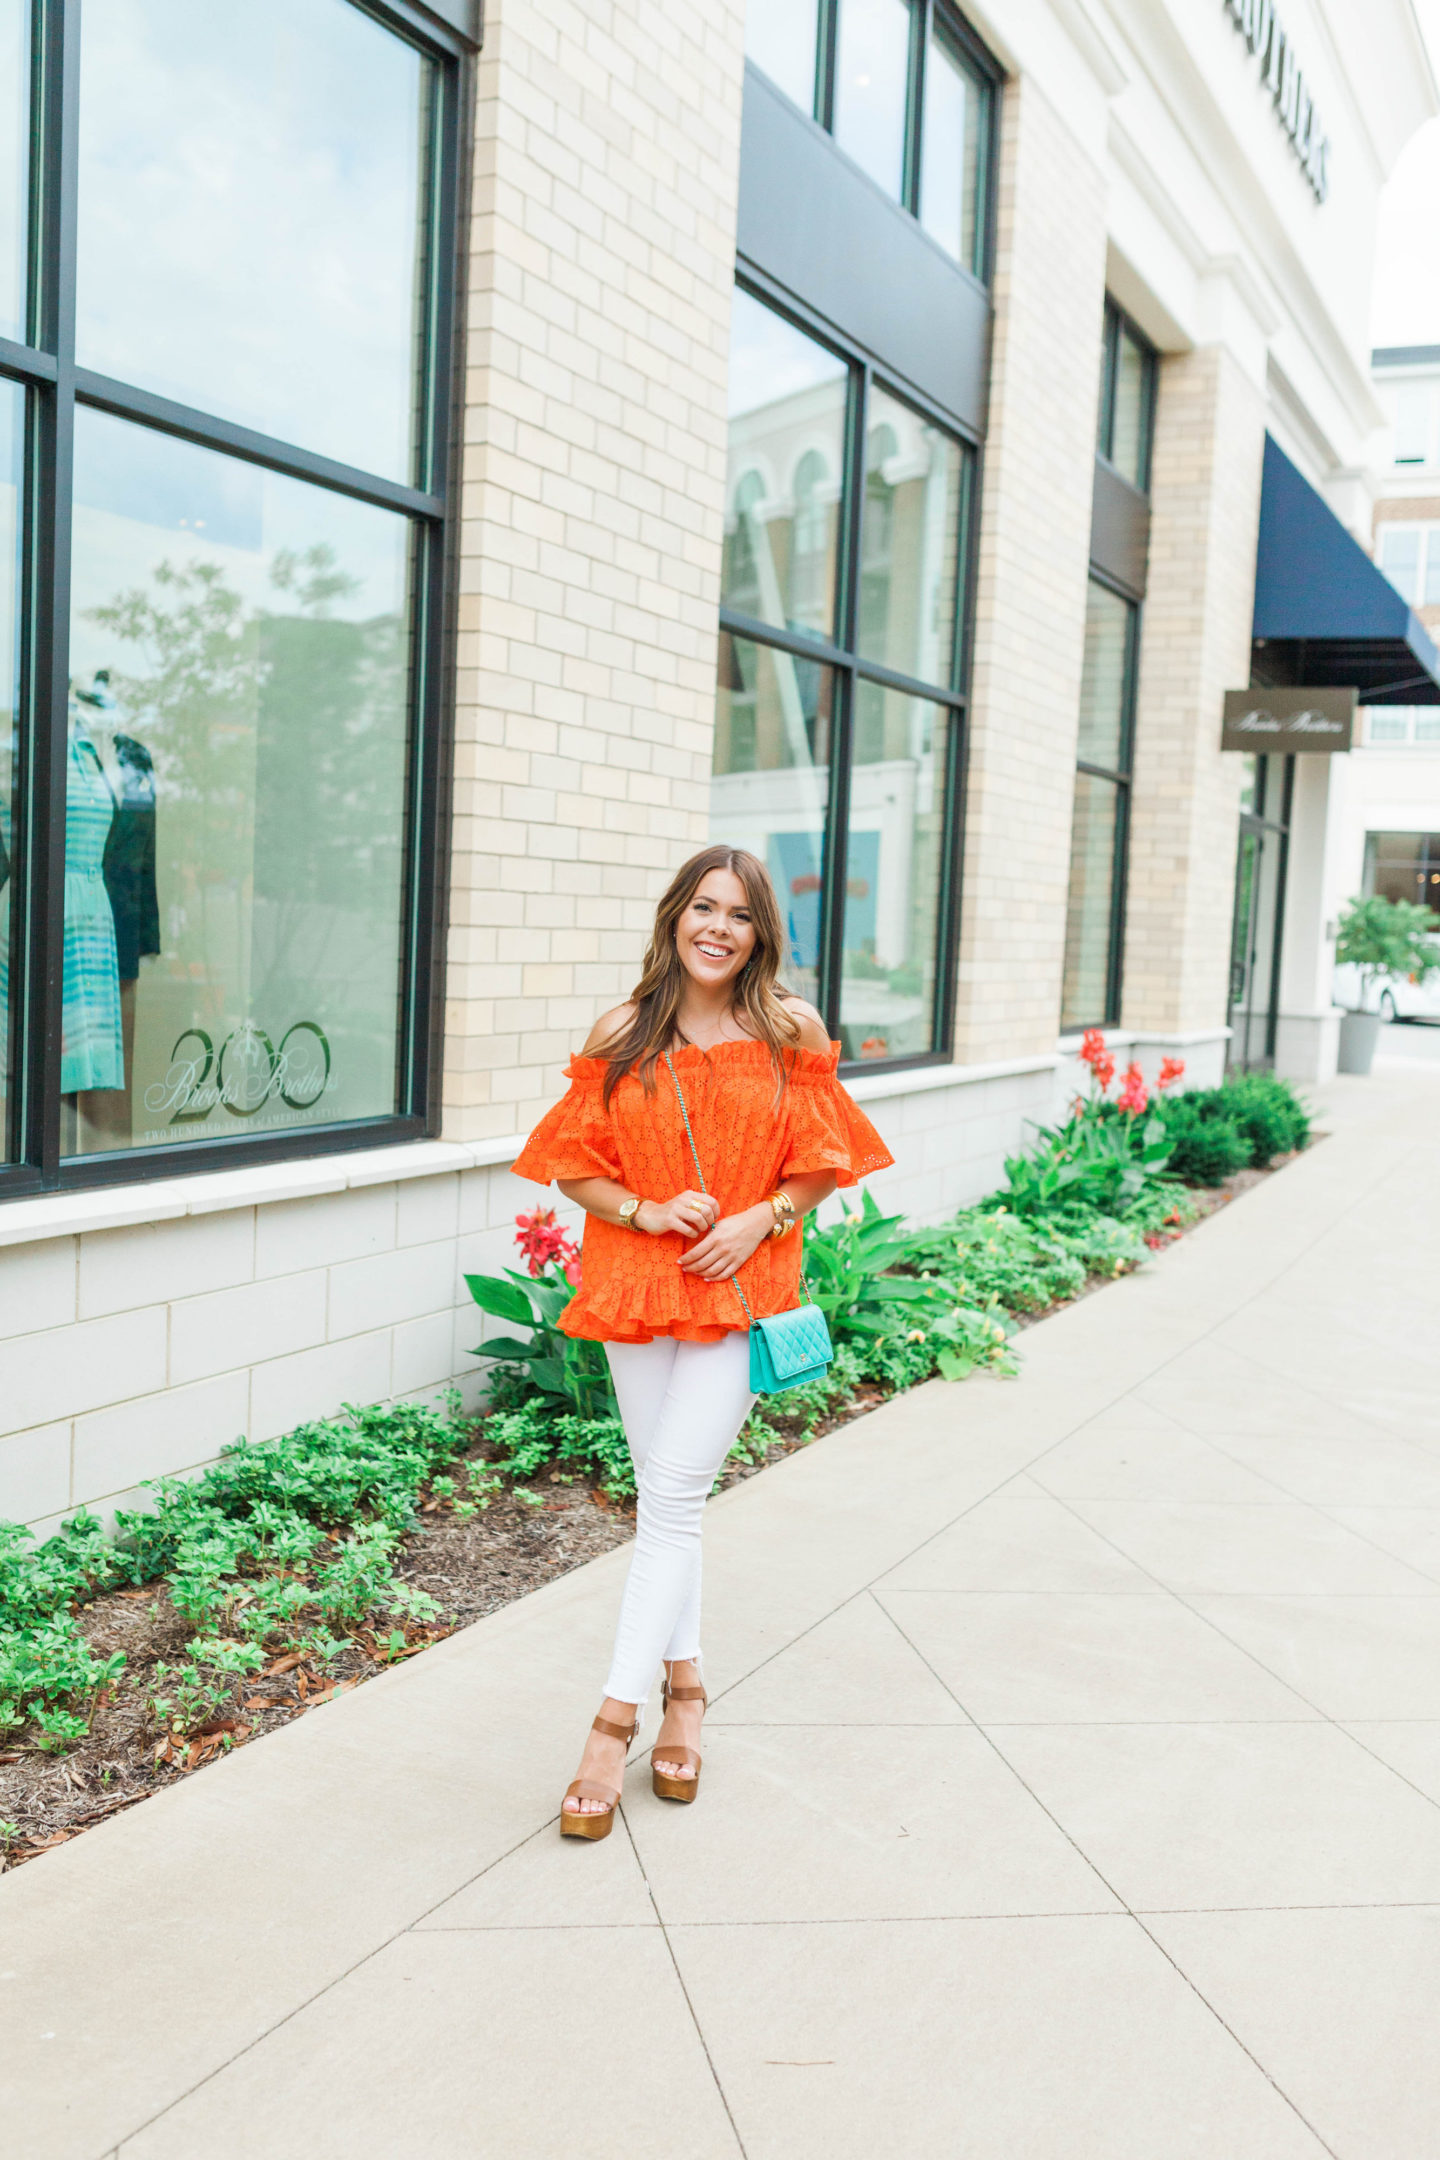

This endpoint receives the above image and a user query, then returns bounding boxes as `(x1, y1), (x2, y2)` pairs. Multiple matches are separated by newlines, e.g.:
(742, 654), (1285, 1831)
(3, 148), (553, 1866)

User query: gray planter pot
(1337, 1010), (1383, 1076)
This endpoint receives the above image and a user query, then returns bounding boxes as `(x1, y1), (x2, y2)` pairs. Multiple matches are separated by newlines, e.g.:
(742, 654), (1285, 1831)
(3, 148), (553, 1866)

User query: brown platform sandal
(651, 1674), (708, 1803)
(560, 1712), (639, 1841)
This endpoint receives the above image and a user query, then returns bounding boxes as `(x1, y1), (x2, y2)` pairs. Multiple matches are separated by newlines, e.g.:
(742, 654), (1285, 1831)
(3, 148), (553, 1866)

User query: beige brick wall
(954, 75), (1109, 1063)
(1122, 344), (1265, 1033)
(446, 0), (748, 1143)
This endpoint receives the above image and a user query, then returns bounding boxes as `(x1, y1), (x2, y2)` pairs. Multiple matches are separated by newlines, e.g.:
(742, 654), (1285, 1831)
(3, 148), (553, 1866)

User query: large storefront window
(0, 0), (462, 1198)
(1, 384), (19, 1158)
(746, 0), (995, 280)
(64, 413), (413, 1155)
(715, 284), (973, 1067)
(1060, 581), (1137, 1031)
(1364, 829), (1440, 908)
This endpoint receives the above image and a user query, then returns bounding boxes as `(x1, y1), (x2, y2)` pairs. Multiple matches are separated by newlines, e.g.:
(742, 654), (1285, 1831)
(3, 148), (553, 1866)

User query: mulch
(0, 1145), (1309, 1874)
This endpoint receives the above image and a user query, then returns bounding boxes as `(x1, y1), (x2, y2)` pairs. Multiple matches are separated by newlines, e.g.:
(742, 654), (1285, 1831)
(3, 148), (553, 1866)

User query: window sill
(842, 1053), (1061, 1104)
(0, 1134), (527, 1250)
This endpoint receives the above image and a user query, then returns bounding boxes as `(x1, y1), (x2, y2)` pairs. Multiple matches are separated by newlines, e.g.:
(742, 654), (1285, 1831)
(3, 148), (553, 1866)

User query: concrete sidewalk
(7, 1059), (1440, 2160)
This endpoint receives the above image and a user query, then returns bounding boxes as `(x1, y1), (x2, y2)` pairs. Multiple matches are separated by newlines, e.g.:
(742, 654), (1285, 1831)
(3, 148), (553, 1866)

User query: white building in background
(1, 0), (1437, 1529)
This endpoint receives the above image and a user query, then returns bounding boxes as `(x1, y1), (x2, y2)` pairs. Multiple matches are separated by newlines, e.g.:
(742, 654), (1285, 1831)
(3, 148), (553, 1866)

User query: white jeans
(602, 1332), (756, 1705)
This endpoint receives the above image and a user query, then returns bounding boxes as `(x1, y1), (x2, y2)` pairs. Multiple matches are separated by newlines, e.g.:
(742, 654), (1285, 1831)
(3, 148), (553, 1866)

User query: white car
(1333, 938), (1440, 1022)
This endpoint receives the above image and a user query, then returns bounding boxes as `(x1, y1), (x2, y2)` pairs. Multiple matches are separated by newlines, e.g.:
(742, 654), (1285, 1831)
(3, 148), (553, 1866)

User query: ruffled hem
(783, 1061), (893, 1185)
(556, 1219), (811, 1345)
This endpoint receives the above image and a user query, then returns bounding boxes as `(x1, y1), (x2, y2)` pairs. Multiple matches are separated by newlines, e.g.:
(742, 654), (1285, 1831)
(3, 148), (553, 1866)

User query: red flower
(1115, 1061), (1149, 1115)
(1157, 1056), (1186, 1091)
(1078, 1029), (1106, 1067)
(1077, 1029), (1115, 1094)
(514, 1206), (581, 1280)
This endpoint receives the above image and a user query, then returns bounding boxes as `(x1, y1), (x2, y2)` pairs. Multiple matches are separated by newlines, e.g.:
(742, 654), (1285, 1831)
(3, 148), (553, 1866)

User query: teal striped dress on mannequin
(62, 731), (125, 1093)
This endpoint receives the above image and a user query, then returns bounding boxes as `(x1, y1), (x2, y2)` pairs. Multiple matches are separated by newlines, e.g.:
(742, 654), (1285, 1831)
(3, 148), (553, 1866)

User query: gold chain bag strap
(662, 1051), (833, 1396)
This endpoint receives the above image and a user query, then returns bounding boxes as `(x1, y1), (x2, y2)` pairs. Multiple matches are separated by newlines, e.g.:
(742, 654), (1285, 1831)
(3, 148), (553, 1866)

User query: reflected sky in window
(0, 0), (28, 342)
(76, 0), (430, 480)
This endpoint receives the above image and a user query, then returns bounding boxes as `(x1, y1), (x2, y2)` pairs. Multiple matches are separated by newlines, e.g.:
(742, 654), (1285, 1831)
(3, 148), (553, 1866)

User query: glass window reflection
(857, 385), (964, 689)
(76, 0), (432, 481)
(712, 631), (833, 1014)
(722, 289), (848, 643)
(745, 0), (818, 114)
(1110, 323), (1151, 489)
(919, 19), (984, 272)
(1075, 581), (1132, 772)
(839, 688), (947, 1061)
(64, 408), (413, 1158)
(0, 383), (21, 1157)
(1060, 773), (1120, 1032)
(1, 0), (28, 342)
(833, 0), (914, 203)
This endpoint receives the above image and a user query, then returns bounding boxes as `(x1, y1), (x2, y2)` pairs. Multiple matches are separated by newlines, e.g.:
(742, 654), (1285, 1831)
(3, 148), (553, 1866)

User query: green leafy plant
(802, 1188), (957, 1343)
(466, 1264), (616, 1418)
(1335, 893), (1440, 1011)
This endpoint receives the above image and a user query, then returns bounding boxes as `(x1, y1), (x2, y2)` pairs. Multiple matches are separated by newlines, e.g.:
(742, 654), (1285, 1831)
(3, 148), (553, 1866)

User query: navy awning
(1251, 434), (1440, 706)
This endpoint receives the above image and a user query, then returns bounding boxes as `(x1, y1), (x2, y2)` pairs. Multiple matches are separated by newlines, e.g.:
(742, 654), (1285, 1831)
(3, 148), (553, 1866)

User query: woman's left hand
(676, 1204), (773, 1281)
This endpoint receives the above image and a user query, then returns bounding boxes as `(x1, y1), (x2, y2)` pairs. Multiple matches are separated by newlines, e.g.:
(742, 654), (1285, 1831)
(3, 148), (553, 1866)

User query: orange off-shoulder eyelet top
(510, 1039), (894, 1344)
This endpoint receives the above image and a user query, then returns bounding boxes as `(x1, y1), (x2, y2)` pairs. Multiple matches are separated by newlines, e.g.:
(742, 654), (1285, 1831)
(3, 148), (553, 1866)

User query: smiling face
(674, 867), (758, 993)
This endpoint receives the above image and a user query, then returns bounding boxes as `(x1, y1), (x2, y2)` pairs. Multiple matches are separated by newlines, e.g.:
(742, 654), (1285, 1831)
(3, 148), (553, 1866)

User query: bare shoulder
(779, 996), (831, 1053)
(581, 1002), (634, 1056)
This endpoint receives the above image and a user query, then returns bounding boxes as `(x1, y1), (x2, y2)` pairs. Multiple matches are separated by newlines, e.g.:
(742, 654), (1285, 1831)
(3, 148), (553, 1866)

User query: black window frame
(0, 0), (469, 1205)
(1096, 296), (1158, 493)
(786, 0), (999, 286)
(718, 269), (980, 1078)
(1060, 572), (1141, 1035)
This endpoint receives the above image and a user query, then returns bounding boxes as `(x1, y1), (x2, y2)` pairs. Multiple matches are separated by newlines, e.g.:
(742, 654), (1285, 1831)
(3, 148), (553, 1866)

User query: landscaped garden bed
(0, 1056), (1312, 1871)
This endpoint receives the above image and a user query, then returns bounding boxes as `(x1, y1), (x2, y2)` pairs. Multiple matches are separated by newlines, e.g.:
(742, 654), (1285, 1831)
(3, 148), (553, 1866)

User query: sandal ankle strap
(591, 1713), (638, 1743)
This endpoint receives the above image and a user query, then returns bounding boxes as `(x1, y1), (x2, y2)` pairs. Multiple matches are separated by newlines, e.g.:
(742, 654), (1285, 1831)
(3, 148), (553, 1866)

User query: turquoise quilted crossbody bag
(663, 1052), (834, 1396)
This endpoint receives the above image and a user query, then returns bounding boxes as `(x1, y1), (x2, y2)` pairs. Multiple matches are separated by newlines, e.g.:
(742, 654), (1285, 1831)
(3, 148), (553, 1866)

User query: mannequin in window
(60, 677), (130, 1153)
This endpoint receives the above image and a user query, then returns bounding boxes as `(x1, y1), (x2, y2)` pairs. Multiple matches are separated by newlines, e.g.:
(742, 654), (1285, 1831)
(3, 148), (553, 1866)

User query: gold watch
(618, 1195), (643, 1231)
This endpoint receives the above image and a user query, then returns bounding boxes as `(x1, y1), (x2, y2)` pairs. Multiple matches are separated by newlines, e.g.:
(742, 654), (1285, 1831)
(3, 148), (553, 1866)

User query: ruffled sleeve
(781, 1047), (895, 1186)
(511, 1059), (622, 1185)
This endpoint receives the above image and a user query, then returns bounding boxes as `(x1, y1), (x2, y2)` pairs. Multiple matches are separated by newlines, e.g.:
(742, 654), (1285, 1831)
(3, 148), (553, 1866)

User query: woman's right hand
(636, 1190), (718, 1238)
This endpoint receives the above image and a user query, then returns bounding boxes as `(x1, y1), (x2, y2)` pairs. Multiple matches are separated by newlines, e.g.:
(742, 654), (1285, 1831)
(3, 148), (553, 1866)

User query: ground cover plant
(0, 1058), (1313, 1866)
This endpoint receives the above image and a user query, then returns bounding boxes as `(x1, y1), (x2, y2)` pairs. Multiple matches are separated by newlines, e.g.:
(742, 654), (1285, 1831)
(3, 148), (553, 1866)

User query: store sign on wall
(1221, 687), (1355, 753)
(1221, 0), (1330, 203)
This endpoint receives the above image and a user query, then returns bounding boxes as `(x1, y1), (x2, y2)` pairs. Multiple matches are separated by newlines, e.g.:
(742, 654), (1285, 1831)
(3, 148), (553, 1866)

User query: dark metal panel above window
(1089, 459), (1149, 600)
(401, 0), (481, 46)
(738, 63), (989, 439)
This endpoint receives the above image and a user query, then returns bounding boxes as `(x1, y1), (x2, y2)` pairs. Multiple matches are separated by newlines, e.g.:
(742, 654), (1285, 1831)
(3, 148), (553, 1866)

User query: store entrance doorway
(1227, 755), (1293, 1071)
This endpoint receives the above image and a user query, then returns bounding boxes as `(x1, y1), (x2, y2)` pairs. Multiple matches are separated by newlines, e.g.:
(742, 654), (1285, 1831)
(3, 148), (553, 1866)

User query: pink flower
(514, 1206), (581, 1279)
(1157, 1056), (1185, 1092)
(1115, 1061), (1149, 1115)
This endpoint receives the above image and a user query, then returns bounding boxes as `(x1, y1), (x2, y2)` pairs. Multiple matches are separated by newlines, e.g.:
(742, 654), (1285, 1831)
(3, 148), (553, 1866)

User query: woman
(512, 843), (892, 1840)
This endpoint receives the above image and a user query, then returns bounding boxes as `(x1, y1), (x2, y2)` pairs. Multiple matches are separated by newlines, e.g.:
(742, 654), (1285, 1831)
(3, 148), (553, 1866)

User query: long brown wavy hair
(597, 844), (801, 1106)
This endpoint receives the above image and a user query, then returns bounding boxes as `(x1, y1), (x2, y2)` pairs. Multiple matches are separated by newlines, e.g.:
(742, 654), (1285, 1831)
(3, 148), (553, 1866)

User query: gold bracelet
(768, 1191), (795, 1239)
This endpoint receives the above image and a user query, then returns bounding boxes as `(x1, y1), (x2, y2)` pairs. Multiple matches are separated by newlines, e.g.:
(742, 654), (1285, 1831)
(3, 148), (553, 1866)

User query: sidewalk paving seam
(1027, 1482), (1440, 1827)
(617, 1806), (751, 2160)
(876, 1594), (1346, 2160)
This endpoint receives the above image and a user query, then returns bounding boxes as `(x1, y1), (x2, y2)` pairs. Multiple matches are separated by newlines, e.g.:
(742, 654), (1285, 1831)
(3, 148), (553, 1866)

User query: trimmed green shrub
(1218, 1072), (1311, 1163)
(1154, 1071), (1310, 1179)
(1157, 1098), (1252, 1186)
